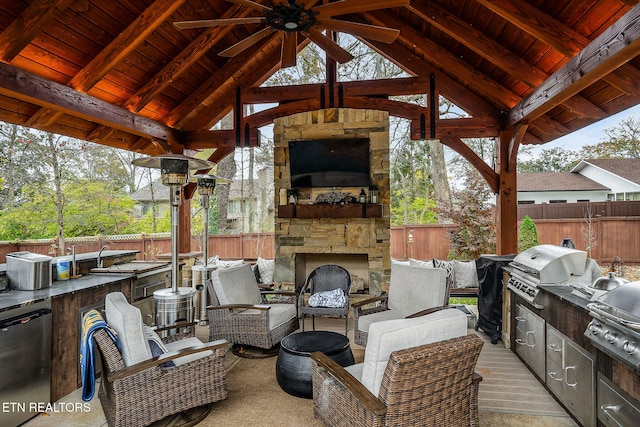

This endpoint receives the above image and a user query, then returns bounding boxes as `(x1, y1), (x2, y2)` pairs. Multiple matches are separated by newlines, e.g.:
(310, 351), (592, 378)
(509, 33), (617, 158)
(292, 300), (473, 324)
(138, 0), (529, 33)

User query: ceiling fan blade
(281, 32), (298, 68)
(318, 19), (400, 43)
(304, 28), (354, 63)
(225, 0), (272, 13)
(174, 17), (264, 29)
(219, 27), (274, 57)
(314, 0), (409, 17)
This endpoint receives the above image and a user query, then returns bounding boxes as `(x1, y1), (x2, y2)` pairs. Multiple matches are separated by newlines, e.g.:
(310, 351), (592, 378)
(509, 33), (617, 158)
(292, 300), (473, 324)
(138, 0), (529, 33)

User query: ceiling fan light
(285, 21), (298, 30)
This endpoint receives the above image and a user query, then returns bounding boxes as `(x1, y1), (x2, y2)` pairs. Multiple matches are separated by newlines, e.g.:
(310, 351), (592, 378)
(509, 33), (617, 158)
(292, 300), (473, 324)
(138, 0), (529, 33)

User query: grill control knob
(622, 340), (638, 355)
(604, 330), (618, 344)
(588, 321), (602, 335)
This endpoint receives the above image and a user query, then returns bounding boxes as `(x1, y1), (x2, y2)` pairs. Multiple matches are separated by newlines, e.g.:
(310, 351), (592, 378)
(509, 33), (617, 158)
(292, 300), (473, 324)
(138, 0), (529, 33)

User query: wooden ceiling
(1, 0), (640, 162)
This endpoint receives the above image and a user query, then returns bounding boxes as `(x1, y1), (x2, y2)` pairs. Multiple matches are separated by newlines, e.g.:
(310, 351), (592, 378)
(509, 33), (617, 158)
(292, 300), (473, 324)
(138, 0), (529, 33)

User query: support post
(495, 129), (522, 255)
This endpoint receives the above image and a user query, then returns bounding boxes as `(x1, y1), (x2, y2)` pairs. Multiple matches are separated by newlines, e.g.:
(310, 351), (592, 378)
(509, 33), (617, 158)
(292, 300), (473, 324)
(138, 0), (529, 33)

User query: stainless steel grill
(585, 281), (640, 374)
(506, 244), (588, 309)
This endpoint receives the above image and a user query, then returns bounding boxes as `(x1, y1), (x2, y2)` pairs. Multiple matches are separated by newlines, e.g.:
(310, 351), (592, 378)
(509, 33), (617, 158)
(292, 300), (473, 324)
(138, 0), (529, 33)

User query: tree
(518, 146), (578, 172)
(518, 215), (539, 252)
(442, 169), (496, 260)
(579, 115), (640, 159)
(0, 124), (41, 208)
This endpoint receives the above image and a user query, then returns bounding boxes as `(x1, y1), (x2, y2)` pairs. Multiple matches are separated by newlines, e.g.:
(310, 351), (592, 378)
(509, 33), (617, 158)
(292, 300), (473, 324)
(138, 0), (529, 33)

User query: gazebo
(0, 0), (639, 256)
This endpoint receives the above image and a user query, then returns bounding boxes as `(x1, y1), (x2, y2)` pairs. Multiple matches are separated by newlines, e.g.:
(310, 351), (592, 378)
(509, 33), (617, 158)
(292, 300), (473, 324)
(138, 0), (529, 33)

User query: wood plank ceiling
(0, 0), (639, 163)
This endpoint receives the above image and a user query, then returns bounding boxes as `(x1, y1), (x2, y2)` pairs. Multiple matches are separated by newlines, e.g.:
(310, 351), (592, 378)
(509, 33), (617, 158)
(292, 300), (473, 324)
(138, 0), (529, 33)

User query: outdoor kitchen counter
(0, 249), (139, 312)
(537, 284), (592, 312)
(0, 272), (134, 312)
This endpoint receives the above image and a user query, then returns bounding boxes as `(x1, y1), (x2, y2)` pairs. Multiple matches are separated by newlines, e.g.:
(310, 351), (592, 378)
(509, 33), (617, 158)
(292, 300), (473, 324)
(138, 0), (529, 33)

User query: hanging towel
(80, 309), (119, 401)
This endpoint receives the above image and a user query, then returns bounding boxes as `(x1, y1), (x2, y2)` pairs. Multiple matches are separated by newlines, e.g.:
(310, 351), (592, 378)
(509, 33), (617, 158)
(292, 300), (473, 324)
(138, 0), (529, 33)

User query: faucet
(98, 245), (110, 268)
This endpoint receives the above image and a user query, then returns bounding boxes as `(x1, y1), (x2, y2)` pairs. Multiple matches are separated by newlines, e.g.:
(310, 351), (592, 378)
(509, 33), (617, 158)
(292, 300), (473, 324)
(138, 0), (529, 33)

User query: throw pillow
(252, 263), (262, 283)
(432, 259), (455, 289)
(257, 257), (275, 285)
(308, 288), (347, 308)
(453, 260), (479, 288)
(409, 258), (434, 268)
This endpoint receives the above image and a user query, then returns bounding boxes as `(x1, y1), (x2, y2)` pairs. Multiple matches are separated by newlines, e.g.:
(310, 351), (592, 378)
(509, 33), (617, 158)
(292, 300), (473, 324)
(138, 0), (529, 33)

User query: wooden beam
(244, 76), (433, 103)
(476, 0), (640, 95)
(69, 0), (187, 91)
(179, 37), (285, 130)
(508, 2), (640, 126)
(495, 129), (520, 255)
(124, 3), (251, 112)
(368, 10), (521, 109)
(440, 136), (499, 193)
(365, 40), (499, 118)
(24, 0), (186, 140)
(167, 33), (282, 128)
(181, 130), (259, 150)
(0, 0), (75, 63)
(408, 2), (605, 120)
(0, 63), (181, 143)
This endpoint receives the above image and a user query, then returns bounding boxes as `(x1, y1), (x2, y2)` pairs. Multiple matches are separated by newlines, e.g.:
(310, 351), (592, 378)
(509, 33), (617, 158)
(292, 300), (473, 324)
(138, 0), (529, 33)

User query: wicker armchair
(207, 263), (299, 350)
(299, 264), (351, 335)
(311, 309), (483, 427)
(96, 293), (228, 427)
(352, 262), (450, 346)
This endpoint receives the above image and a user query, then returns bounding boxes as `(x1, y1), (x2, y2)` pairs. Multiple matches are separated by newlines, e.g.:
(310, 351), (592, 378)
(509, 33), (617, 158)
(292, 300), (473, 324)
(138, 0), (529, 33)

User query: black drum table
(276, 331), (354, 398)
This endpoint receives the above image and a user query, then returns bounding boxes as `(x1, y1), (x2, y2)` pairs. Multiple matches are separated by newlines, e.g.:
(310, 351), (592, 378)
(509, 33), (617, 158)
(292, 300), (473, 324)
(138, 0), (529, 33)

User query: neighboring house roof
(571, 158), (640, 185)
(517, 172), (609, 192)
(130, 182), (170, 202)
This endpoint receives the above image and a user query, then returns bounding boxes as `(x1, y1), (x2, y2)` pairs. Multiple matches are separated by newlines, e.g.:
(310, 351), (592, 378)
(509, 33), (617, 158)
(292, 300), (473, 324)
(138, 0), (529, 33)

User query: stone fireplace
(273, 108), (390, 295)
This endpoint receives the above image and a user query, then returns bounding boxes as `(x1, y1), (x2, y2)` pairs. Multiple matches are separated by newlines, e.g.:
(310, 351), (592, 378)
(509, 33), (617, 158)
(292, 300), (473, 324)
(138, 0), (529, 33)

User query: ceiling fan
(174, 0), (409, 68)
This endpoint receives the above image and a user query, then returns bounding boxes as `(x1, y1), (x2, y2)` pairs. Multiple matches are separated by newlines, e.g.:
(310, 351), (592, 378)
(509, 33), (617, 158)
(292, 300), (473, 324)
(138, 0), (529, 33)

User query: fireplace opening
(295, 253), (369, 293)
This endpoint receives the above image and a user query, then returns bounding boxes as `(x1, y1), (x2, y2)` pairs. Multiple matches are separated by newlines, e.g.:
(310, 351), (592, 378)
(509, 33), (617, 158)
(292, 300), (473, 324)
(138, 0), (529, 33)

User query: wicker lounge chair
(352, 262), (450, 346)
(299, 264), (352, 335)
(311, 309), (483, 427)
(207, 263), (299, 350)
(95, 292), (228, 427)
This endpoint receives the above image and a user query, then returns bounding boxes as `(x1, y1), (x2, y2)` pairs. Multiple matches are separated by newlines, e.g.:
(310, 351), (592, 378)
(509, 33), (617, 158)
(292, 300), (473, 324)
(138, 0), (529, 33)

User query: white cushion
(211, 264), (262, 305)
(257, 257), (275, 284)
(360, 308), (468, 396)
(356, 309), (402, 335)
(163, 337), (218, 366)
(237, 303), (297, 330)
(391, 258), (410, 266)
(453, 260), (479, 288)
(344, 363), (363, 382)
(387, 264), (447, 316)
(105, 292), (152, 366)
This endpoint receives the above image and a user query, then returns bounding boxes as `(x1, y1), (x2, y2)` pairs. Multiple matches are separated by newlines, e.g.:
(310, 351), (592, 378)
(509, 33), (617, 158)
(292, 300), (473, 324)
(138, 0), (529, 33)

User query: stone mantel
(273, 109), (390, 295)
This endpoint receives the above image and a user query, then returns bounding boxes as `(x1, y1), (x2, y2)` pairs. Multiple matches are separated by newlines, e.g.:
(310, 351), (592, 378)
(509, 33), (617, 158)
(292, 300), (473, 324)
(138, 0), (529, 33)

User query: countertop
(0, 250), (139, 312)
(538, 283), (593, 312)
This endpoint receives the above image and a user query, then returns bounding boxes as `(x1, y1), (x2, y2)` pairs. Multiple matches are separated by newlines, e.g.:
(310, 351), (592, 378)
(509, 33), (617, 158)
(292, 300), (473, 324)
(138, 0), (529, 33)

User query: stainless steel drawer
(598, 373), (640, 427)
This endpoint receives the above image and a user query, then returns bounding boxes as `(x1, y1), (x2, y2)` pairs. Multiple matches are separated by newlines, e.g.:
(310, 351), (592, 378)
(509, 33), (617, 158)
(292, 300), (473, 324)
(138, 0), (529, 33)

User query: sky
(530, 103), (640, 153)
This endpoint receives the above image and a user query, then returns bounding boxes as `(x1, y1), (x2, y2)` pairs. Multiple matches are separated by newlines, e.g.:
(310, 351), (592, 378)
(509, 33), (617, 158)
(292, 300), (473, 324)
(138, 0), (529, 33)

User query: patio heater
(190, 173), (229, 322)
(132, 154), (214, 331)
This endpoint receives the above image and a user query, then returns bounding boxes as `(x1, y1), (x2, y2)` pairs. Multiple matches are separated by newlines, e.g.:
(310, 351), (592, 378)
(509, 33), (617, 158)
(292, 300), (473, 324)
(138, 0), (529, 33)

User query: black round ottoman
(276, 331), (354, 399)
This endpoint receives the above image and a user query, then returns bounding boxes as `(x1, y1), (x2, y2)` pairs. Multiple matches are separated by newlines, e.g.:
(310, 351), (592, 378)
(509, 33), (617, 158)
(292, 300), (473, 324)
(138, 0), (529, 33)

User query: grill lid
(595, 281), (640, 318)
(510, 244), (587, 284)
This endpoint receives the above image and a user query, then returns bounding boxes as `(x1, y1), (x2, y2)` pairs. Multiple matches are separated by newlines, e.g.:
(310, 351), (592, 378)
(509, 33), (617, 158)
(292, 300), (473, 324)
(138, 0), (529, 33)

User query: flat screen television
(289, 138), (371, 188)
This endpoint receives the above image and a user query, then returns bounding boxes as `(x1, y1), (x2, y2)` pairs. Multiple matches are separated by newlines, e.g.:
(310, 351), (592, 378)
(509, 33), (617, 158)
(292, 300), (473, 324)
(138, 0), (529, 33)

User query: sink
(90, 261), (169, 274)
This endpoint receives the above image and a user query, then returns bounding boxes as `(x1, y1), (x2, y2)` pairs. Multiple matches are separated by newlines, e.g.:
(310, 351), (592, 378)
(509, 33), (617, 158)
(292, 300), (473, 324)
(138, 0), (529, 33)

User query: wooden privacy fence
(391, 217), (640, 264)
(1, 218), (638, 265)
(0, 233), (275, 264)
(518, 200), (640, 220)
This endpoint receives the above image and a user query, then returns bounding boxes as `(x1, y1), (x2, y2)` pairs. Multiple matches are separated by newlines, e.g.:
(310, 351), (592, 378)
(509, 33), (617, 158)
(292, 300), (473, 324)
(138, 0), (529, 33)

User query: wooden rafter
(476, 0), (640, 96)
(0, 0), (75, 63)
(408, 2), (606, 120)
(508, 2), (640, 126)
(440, 136), (499, 193)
